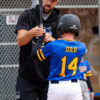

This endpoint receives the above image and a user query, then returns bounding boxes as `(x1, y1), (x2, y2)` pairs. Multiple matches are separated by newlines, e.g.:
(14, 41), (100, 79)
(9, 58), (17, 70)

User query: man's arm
(15, 10), (45, 47)
(17, 27), (45, 46)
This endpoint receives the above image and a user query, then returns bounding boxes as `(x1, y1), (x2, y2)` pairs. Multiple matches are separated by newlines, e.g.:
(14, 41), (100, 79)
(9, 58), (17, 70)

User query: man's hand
(30, 26), (45, 37)
(17, 27), (45, 46)
(44, 33), (55, 43)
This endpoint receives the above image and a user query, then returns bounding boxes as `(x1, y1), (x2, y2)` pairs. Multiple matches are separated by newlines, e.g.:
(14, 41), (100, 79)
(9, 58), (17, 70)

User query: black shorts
(16, 76), (48, 100)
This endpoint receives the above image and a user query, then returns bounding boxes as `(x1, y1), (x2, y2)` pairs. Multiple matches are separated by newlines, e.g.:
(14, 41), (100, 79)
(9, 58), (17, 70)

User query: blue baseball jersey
(37, 39), (87, 81)
(78, 59), (92, 80)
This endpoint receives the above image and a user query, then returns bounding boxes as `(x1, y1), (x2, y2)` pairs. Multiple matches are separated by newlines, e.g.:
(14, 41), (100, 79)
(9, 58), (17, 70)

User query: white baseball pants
(47, 80), (83, 100)
(79, 80), (91, 100)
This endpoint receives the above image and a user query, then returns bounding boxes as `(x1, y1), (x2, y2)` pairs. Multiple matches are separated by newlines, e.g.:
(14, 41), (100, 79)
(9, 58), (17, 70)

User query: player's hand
(30, 26), (45, 37)
(90, 92), (94, 99)
(44, 33), (55, 43)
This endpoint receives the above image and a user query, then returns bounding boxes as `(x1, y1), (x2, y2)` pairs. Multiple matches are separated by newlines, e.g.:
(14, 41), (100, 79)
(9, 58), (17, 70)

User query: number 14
(60, 56), (78, 77)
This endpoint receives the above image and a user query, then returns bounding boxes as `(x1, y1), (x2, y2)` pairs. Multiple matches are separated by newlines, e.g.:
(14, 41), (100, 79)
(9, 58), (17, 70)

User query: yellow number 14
(60, 56), (78, 77)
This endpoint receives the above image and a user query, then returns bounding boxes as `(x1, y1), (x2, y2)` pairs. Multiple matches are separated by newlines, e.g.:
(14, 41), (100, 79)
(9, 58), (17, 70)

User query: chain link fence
(0, 0), (31, 8)
(57, 0), (98, 8)
(0, 12), (20, 100)
(0, 1), (23, 99)
(0, 0), (98, 9)
(0, 0), (99, 100)
(0, 67), (18, 100)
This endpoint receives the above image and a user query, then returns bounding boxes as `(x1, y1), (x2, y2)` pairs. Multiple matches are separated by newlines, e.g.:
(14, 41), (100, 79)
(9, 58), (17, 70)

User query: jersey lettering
(66, 47), (77, 53)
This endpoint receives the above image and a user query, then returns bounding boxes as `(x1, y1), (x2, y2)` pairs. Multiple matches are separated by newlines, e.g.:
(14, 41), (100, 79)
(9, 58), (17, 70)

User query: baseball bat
(39, 0), (43, 28)
(39, 0), (52, 35)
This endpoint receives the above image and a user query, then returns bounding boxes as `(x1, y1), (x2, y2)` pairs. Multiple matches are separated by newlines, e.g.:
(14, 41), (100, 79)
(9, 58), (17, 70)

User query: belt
(51, 79), (78, 84)
(79, 79), (86, 81)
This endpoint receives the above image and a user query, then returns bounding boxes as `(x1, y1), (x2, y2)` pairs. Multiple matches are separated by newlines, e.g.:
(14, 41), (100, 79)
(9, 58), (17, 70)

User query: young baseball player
(32, 14), (87, 100)
(79, 58), (94, 100)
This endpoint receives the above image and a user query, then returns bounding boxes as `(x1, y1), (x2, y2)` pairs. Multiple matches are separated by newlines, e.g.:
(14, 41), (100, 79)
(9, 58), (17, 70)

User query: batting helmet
(57, 14), (81, 37)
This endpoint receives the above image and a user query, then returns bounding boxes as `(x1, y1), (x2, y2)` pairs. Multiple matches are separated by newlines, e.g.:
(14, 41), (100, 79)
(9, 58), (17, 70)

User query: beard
(43, 5), (53, 14)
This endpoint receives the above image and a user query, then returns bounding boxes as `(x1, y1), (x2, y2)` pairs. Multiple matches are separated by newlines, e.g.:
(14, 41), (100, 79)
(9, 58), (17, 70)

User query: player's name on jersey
(66, 47), (77, 53)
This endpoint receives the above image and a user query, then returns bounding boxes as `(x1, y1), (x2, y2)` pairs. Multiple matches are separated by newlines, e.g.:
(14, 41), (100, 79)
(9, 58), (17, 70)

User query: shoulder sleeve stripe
(86, 71), (92, 76)
(86, 71), (92, 74)
(37, 50), (43, 61)
(86, 74), (92, 76)
(40, 49), (46, 60)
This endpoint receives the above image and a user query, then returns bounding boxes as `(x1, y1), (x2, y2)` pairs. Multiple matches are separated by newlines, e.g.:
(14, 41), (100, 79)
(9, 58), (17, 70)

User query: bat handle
(39, 23), (43, 28)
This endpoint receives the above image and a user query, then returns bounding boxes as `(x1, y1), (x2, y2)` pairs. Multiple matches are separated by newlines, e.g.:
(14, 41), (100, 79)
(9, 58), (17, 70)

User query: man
(79, 58), (94, 100)
(15, 0), (61, 100)
(32, 14), (87, 100)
